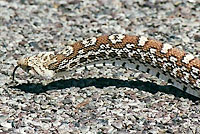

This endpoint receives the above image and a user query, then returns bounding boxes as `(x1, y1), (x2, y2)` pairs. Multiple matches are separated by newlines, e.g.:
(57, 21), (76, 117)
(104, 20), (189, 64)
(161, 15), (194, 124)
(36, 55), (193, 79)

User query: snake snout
(12, 57), (30, 81)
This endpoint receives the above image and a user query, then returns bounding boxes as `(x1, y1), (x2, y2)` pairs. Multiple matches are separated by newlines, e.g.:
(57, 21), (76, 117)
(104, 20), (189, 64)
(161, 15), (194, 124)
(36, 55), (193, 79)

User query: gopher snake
(13, 34), (200, 98)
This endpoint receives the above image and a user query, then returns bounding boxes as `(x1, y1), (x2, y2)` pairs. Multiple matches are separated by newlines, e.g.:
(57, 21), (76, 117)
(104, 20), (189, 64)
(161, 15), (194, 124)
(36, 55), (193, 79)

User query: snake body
(13, 34), (200, 98)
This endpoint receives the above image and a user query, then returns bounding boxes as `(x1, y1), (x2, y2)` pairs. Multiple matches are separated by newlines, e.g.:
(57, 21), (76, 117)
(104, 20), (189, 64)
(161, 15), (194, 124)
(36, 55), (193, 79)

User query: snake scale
(13, 34), (200, 99)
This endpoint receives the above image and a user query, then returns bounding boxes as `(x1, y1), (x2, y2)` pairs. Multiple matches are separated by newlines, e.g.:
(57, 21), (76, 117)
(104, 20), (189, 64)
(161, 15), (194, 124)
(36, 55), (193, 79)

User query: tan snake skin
(13, 34), (200, 98)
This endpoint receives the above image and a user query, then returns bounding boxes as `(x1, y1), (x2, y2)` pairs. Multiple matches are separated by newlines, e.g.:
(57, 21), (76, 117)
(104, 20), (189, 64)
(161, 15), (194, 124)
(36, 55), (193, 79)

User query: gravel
(0, 0), (200, 133)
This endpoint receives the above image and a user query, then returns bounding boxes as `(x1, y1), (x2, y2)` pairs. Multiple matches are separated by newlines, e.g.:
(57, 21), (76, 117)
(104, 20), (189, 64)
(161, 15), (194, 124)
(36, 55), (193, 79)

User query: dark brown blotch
(109, 52), (118, 58)
(88, 55), (96, 60)
(80, 57), (87, 63)
(70, 62), (77, 68)
(97, 52), (106, 59)
(166, 66), (173, 73)
(132, 54), (141, 60)
(144, 56), (152, 63)
(43, 56), (48, 61)
(176, 69), (183, 78)
(120, 52), (128, 58)
(188, 75), (196, 85)
(156, 61), (163, 68)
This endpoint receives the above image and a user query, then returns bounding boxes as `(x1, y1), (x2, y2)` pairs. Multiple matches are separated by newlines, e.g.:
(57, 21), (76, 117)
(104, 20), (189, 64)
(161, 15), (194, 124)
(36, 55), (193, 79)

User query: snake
(12, 34), (200, 99)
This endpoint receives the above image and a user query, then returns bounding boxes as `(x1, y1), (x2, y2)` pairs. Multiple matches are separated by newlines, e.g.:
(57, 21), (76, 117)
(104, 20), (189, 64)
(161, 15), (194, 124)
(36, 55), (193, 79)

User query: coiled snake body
(13, 34), (200, 98)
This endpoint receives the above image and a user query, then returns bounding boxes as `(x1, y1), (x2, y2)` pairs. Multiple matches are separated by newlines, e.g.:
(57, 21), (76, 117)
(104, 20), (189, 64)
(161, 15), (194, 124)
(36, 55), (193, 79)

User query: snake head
(12, 52), (56, 81)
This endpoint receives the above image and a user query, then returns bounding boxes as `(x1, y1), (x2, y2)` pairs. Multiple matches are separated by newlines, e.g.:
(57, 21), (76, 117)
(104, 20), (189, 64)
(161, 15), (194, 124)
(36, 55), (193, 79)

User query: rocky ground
(0, 0), (200, 133)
